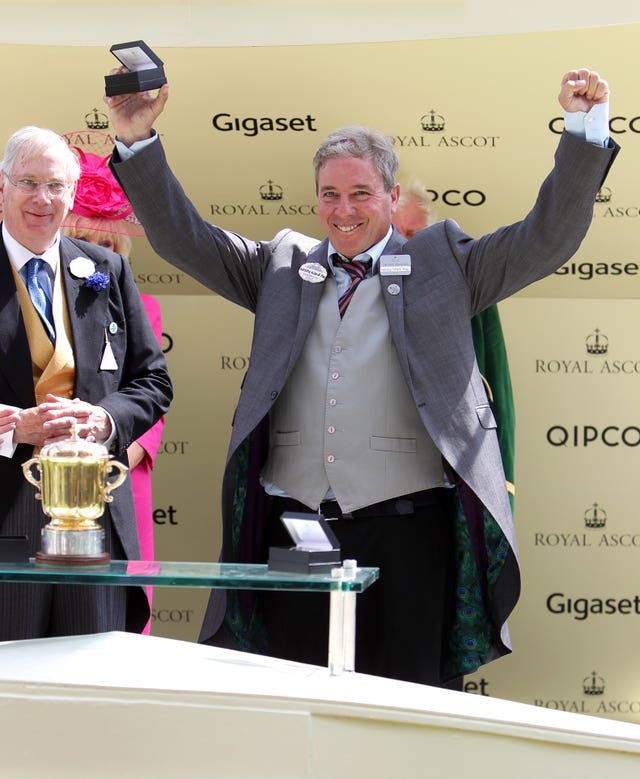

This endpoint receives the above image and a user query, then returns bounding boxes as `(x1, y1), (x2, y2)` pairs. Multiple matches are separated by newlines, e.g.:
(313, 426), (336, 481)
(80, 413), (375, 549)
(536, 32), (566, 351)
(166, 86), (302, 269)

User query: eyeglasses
(4, 174), (72, 198)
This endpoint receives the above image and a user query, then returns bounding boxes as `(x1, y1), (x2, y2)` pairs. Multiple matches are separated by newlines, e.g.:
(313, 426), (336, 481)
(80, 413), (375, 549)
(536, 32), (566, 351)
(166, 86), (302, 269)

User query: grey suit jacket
(112, 130), (617, 670)
(0, 234), (173, 632)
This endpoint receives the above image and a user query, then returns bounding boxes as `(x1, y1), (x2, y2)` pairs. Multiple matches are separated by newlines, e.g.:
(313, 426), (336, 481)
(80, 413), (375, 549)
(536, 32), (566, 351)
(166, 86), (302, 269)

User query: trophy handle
(102, 460), (129, 504)
(22, 458), (43, 501)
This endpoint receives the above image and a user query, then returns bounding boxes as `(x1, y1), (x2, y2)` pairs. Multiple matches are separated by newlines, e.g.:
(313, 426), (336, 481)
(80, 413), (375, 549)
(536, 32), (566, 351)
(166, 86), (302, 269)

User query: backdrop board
(0, 24), (639, 722)
(466, 297), (640, 724)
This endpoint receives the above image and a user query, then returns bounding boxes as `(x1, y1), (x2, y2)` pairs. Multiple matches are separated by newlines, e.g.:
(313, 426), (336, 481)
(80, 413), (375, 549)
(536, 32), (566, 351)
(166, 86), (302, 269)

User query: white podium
(0, 631), (638, 778)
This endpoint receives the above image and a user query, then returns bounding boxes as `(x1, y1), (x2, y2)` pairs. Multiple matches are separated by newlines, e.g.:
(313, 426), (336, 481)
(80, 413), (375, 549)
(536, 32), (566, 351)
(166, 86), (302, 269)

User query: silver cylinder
(40, 527), (106, 557)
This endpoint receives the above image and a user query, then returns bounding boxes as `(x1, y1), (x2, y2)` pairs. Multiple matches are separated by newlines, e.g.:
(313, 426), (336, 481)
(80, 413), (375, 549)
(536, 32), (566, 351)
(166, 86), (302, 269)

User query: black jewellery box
(104, 40), (167, 97)
(268, 512), (342, 574)
(0, 535), (29, 563)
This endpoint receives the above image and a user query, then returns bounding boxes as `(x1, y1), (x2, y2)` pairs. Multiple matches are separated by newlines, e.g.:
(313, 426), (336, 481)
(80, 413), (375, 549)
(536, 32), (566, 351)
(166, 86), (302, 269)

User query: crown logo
(259, 180), (283, 201)
(584, 502), (607, 529)
(85, 108), (109, 130)
(595, 186), (612, 204)
(583, 671), (605, 696)
(420, 110), (446, 133)
(585, 328), (608, 355)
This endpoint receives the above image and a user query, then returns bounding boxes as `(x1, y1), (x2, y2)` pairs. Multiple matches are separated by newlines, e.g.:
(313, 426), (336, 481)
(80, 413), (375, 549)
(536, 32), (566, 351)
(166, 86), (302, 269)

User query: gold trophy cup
(22, 426), (128, 565)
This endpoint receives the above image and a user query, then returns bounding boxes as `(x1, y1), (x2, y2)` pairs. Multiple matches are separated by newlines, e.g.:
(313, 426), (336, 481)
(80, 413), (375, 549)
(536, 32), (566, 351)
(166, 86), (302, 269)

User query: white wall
(2, 0), (640, 47)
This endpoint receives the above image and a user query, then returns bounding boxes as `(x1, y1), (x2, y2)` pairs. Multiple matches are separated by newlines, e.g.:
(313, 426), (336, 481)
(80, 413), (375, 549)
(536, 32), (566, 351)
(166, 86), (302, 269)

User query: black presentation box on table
(268, 512), (342, 574)
(0, 535), (29, 563)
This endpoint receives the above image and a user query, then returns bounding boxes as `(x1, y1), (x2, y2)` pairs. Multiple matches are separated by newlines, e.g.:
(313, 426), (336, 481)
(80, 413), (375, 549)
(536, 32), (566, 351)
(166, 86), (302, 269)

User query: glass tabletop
(0, 559), (379, 592)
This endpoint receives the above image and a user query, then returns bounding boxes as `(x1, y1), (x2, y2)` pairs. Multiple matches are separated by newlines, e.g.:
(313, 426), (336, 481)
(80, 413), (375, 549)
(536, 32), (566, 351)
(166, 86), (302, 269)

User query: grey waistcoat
(261, 275), (446, 513)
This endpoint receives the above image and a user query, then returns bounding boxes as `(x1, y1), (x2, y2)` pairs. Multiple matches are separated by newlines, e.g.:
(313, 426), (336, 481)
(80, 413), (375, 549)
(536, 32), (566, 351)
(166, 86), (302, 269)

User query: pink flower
(71, 150), (133, 221)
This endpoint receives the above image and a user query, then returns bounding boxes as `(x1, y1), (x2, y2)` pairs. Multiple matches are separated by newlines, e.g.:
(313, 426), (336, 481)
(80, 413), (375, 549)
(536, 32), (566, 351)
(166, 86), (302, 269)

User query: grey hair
(0, 126), (80, 183)
(313, 125), (398, 192)
(397, 178), (435, 225)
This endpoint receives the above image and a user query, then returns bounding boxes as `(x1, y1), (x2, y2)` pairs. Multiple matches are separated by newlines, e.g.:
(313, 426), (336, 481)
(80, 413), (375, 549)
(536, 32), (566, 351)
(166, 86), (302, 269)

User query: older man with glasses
(0, 125), (172, 639)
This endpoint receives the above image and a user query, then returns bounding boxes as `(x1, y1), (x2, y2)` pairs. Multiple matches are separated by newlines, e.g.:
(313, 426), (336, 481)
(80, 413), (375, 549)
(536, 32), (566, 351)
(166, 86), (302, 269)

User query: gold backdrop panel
(0, 25), (638, 721)
(466, 297), (640, 723)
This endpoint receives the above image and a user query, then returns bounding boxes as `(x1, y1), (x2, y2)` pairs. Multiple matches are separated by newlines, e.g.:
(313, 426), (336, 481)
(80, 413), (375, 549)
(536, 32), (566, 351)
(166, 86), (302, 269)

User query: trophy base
(35, 551), (111, 567)
(36, 527), (110, 567)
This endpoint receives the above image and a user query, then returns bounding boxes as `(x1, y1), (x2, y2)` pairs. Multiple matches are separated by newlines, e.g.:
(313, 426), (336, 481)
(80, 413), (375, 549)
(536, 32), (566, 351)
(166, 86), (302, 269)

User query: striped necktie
(333, 253), (371, 318)
(25, 257), (55, 343)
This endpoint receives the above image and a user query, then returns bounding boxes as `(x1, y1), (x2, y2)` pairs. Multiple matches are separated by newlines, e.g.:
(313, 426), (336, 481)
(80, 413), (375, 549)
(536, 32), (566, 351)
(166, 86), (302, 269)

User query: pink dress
(130, 293), (165, 633)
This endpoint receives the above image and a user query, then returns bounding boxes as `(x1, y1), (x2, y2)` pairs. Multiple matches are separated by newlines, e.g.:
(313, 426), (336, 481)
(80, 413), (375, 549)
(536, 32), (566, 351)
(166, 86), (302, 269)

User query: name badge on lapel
(379, 254), (411, 276)
(299, 262), (327, 283)
(100, 329), (118, 371)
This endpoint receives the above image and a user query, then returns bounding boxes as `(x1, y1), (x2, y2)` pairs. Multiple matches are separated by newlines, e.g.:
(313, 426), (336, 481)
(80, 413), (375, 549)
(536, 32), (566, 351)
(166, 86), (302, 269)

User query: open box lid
(105, 40), (167, 96)
(280, 511), (340, 552)
(110, 40), (164, 71)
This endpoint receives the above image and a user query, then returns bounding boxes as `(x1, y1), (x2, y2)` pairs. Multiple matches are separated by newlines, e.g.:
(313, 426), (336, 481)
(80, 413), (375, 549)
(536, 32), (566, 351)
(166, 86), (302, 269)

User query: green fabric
(223, 437), (268, 653)
(471, 305), (515, 509)
(440, 304), (515, 677)
(223, 590), (267, 653)
(445, 489), (510, 679)
(230, 438), (249, 551)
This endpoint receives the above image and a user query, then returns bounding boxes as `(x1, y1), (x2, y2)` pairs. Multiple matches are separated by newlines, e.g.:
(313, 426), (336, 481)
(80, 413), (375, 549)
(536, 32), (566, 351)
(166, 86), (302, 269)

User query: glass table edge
(0, 560), (380, 592)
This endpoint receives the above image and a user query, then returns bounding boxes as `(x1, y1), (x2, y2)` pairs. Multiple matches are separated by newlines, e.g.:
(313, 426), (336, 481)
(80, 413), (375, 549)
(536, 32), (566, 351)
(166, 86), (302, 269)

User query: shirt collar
(327, 226), (393, 276)
(2, 222), (60, 275)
